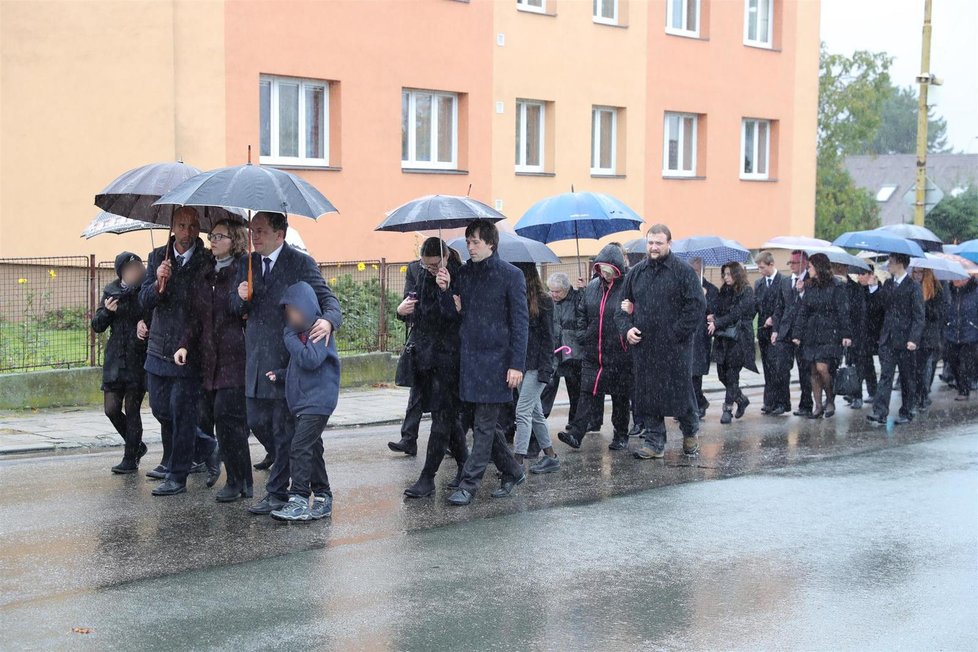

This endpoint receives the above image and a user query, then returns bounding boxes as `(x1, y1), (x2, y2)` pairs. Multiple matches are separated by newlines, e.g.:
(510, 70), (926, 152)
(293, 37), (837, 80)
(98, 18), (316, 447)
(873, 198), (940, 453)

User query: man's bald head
(172, 207), (200, 253)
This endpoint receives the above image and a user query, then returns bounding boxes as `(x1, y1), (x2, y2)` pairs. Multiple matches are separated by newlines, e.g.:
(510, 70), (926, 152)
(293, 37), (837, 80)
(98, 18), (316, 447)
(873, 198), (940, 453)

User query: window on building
(591, 106), (618, 175)
(517, 0), (546, 13)
(515, 100), (546, 172)
(744, 0), (773, 47)
(401, 89), (458, 170)
(663, 112), (697, 176)
(741, 118), (770, 179)
(593, 0), (618, 24)
(876, 185), (898, 202)
(259, 75), (329, 166)
(666, 0), (699, 36)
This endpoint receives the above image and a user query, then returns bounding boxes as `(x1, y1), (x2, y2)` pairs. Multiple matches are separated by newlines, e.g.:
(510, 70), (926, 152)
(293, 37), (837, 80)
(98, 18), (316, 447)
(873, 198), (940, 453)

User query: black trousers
(421, 410), (468, 478)
(541, 361), (582, 422)
(946, 342), (977, 395)
(567, 390), (629, 438)
(289, 414), (331, 498)
(457, 403), (523, 494)
(399, 384), (424, 443)
(199, 387), (252, 488)
(103, 387), (145, 460)
(854, 350), (878, 399)
(716, 360), (744, 406)
(692, 375), (708, 411)
(758, 335), (779, 409)
(146, 372), (200, 483)
(914, 347), (939, 406)
(775, 341), (812, 411)
(766, 343), (793, 411)
(873, 346), (916, 418)
(638, 391), (700, 452)
(247, 397), (295, 500)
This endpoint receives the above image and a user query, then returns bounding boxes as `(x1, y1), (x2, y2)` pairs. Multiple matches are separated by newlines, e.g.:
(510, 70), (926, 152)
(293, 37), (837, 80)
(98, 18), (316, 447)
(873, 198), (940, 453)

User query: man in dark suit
(231, 212), (342, 515)
(388, 258), (424, 456)
(867, 253), (925, 425)
(772, 250), (813, 416)
(139, 207), (214, 496)
(754, 251), (788, 415)
(856, 265), (883, 404)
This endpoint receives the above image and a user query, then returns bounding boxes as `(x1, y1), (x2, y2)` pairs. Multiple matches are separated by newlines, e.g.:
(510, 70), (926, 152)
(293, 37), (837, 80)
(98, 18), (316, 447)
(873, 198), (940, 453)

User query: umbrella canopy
(908, 253), (970, 281)
(624, 237), (646, 254)
(154, 163), (338, 222)
(955, 239), (978, 264)
(82, 212), (160, 239)
(670, 236), (751, 267)
(448, 230), (560, 264)
(875, 224), (943, 252)
(832, 230), (926, 257)
(376, 195), (505, 232)
(943, 243), (960, 254)
(805, 246), (871, 272)
(514, 192), (644, 243)
(761, 235), (833, 250)
(95, 161), (244, 231)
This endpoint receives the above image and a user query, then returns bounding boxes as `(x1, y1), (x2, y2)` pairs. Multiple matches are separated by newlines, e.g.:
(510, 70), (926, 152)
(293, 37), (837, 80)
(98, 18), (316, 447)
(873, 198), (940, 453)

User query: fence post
(88, 254), (97, 367)
(378, 258), (388, 352)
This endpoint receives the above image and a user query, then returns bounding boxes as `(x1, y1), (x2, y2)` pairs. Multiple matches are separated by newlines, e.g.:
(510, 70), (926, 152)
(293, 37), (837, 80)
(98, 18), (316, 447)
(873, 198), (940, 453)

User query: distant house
(844, 153), (978, 226)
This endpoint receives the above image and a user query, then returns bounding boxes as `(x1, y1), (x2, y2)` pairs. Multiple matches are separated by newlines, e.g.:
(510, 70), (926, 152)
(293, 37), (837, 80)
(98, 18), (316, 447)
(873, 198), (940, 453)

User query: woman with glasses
(174, 219), (253, 501)
(708, 262), (758, 424)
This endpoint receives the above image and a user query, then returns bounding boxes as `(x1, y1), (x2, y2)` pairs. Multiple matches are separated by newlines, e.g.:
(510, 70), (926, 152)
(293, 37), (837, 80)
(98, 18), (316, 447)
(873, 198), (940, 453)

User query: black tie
(263, 257), (272, 280)
(766, 277), (772, 288)
(176, 255), (185, 268)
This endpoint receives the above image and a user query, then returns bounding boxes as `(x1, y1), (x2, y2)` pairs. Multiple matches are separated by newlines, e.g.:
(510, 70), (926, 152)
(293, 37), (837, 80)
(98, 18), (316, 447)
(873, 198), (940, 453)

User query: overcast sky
(820, 0), (978, 153)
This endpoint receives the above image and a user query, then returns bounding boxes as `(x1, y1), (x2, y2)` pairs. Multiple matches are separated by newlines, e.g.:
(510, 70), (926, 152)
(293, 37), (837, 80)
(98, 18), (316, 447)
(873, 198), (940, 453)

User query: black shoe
(387, 438), (418, 456)
(448, 489), (474, 506)
(404, 475), (436, 498)
(850, 398), (863, 410)
(865, 413), (886, 425)
(720, 408), (733, 425)
(253, 454), (274, 471)
(136, 442), (148, 462)
(808, 408), (825, 419)
(793, 409), (813, 417)
(151, 479), (186, 496)
(768, 406), (787, 416)
(734, 396), (750, 419)
(627, 423), (644, 437)
(145, 464), (167, 480)
(894, 414), (912, 425)
(760, 405), (772, 414)
(215, 482), (249, 503)
(824, 402), (835, 418)
(205, 446), (221, 488)
(529, 455), (561, 474)
(111, 458), (139, 474)
(558, 431), (582, 449)
(189, 461), (207, 474)
(248, 494), (288, 515)
(608, 434), (629, 451)
(491, 473), (526, 498)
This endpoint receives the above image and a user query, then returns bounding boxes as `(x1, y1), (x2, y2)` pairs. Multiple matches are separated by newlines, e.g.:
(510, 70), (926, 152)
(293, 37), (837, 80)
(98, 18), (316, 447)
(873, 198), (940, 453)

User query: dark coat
(692, 279), (718, 376)
(578, 245), (631, 396)
(944, 278), (978, 344)
(273, 282), (341, 417)
(616, 251), (706, 416)
(139, 238), (213, 378)
(843, 278), (866, 351)
(231, 243), (342, 400)
(754, 272), (783, 343)
(712, 284), (759, 372)
(773, 272), (808, 342)
(179, 256), (247, 391)
(92, 255), (148, 390)
(793, 279), (851, 362)
(454, 251), (529, 404)
(525, 292), (556, 384)
(920, 287), (946, 351)
(552, 287), (583, 370)
(877, 275), (925, 350)
(862, 284), (885, 355)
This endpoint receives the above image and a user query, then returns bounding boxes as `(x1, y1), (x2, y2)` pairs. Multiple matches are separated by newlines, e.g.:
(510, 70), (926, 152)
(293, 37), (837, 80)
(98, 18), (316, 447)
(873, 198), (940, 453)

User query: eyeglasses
(207, 233), (231, 242)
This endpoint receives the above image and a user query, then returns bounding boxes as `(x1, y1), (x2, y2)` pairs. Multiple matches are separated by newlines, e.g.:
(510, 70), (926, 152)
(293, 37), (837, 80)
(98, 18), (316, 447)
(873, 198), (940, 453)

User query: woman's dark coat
(843, 277), (866, 352)
(691, 279), (718, 376)
(616, 251), (706, 416)
(944, 278), (978, 344)
(577, 245), (631, 397)
(793, 279), (851, 362)
(91, 251), (148, 390)
(179, 256), (247, 391)
(712, 283), (759, 372)
(525, 292), (556, 384)
(920, 287), (946, 350)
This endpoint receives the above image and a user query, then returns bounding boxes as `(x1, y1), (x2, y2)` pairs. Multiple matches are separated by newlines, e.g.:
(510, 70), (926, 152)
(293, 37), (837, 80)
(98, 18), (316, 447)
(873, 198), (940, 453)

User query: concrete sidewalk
(0, 373), (763, 456)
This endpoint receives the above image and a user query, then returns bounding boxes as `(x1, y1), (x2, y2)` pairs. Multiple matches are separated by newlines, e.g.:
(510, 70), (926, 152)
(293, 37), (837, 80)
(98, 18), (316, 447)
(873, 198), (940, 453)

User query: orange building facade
(0, 0), (819, 262)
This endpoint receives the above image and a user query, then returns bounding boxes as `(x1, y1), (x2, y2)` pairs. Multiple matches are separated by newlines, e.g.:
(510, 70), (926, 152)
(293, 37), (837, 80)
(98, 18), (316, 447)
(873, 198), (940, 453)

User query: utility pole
(913, 0), (934, 226)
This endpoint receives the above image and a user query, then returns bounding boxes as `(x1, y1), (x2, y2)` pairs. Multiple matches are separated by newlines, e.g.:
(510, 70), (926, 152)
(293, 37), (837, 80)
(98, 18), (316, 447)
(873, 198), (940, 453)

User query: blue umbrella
(376, 195), (504, 232)
(874, 223), (943, 252)
(832, 230), (926, 257)
(448, 230), (560, 264)
(671, 236), (751, 267)
(956, 239), (978, 264)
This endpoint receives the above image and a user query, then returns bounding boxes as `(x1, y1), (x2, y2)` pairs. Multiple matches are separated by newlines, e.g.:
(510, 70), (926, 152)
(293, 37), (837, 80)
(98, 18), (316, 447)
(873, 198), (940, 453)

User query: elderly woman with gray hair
(540, 271), (584, 427)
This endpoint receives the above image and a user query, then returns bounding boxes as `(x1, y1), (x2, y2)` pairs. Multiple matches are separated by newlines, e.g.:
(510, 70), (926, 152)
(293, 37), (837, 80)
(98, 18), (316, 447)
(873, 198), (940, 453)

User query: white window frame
(666, 0), (700, 37)
(591, 106), (618, 176)
(259, 75), (330, 167)
(740, 118), (771, 180)
(743, 0), (773, 48)
(515, 100), (546, 173)
(401, 89), (459, 171)
(593, 0), (619, 25)
(517, 0), (546, 14)
(662, 112), (698, 177)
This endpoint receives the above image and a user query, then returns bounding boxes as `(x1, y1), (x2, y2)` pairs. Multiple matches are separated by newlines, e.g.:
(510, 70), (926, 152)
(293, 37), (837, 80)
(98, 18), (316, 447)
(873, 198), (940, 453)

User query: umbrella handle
(247, 218), (254, 301)
(157, 227), (173, 294)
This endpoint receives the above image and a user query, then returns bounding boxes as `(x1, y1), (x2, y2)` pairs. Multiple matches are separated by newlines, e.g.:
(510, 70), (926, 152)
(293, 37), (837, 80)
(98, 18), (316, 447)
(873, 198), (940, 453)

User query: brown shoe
(682, 436), (700, 455)
(634, 443), (664, 460)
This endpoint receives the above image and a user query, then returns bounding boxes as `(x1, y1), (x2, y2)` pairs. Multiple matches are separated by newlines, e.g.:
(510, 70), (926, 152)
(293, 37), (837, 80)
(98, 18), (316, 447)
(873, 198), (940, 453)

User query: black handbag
(395, 326), (417, 388)
(835, 349), (862, 397)
(714, 323), (739, 340)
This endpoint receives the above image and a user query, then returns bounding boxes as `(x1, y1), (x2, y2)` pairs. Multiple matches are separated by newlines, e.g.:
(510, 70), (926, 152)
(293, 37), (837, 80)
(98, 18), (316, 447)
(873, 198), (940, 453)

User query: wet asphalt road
(1, 385), (977, 651)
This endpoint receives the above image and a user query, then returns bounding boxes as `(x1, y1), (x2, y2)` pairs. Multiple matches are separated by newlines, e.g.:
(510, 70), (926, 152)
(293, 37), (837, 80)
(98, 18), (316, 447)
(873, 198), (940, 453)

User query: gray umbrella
(805, 246), (871, 272)
(95, 161), (244, 231)
(448, 231), (560, 264)
(376, 195), (505, 233)
(81, 212), (161, 239)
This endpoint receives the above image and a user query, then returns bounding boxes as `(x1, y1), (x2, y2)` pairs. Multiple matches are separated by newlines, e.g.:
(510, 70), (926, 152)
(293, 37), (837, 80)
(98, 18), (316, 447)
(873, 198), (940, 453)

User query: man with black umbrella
(232, 211), (342, 515)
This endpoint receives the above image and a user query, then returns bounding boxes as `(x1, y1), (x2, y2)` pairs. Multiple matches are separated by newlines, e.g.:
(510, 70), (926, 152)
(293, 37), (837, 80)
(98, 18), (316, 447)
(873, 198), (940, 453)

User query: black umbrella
(447, 230), (560, 264)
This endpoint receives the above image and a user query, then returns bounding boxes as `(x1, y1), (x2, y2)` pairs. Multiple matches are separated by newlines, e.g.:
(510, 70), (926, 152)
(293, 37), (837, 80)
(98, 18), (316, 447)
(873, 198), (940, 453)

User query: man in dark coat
(867, 254), (925, 425)
(616, 224), (706, 459)
(442, 220), (528, 506)
(834, 264), (867, 408)
(139, 207), (213, 496)
(856, 265), (884, 403)
(231, 211), (342, 515)
(772, 250), (813, 416)
(754, 251), (789, 415)
(690, 257), (719, 418)
(557, 245), (632, 451)
(388, 258), (425, 456)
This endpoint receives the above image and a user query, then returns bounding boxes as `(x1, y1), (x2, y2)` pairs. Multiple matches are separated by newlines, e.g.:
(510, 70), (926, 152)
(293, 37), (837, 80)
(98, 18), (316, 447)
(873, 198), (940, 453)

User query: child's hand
(104, 297), (119, 312)
(174, 347), (188, 366)
(266, 371), (277, 383)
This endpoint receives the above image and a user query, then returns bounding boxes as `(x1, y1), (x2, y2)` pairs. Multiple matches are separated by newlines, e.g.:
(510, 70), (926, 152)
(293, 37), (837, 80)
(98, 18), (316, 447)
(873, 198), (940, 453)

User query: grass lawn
(0, 323), (96, 373)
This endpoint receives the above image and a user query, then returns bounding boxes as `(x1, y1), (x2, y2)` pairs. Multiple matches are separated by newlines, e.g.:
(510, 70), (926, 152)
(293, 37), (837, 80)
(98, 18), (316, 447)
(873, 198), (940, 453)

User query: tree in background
(926, 187), (978, 244)
(859, 85), (952, 155)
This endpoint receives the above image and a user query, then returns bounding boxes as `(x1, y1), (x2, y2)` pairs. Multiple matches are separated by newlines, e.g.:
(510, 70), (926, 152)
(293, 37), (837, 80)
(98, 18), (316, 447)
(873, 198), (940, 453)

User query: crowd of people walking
(92, 211), (978, 516)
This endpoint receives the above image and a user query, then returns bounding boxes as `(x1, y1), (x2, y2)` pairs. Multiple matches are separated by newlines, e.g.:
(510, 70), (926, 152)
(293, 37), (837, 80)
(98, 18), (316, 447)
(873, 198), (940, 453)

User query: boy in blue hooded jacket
(266, 281), (342, 522)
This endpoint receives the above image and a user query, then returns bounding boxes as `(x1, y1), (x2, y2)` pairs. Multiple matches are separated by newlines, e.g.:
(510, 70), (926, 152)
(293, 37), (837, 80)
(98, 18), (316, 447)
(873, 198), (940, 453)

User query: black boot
(404, 474), (436, 498)
(720, 406), (733, 425)
(111, 457), (140, 474)
(253, 453), (274, 470)
(734, 394), (750, 419)
(608, 433), (629, 450)
(387, 437), (418, 456)
(216, 480), (247, 503)
(206, 444), (221, 488)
